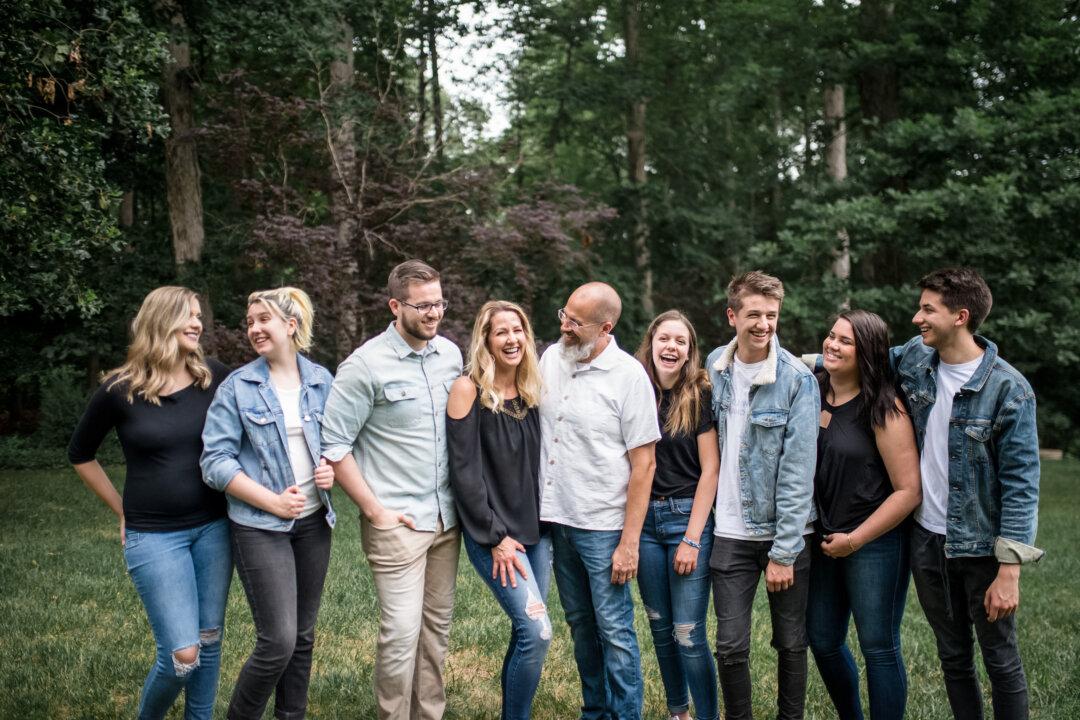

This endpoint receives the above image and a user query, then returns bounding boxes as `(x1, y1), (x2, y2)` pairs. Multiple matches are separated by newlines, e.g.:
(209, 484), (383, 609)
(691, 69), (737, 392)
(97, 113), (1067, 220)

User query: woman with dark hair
(807, 309), (922, 720)
(633, 310), (719, 720)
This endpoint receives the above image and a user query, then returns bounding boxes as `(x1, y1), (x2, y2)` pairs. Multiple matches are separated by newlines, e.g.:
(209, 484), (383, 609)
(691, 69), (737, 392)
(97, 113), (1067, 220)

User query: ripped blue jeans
(124, 517), (232, 720)
(638, 498), (717, 720)
(463, 529), (553, 720)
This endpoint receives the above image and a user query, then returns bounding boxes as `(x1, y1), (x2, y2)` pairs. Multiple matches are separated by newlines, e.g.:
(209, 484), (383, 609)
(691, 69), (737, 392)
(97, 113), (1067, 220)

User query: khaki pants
(360, 516), (460, 720)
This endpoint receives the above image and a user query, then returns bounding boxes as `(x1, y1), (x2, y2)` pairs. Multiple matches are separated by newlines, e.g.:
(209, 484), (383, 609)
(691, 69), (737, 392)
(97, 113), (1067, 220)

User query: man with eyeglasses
(321, 259), (463, 720)
(539, 282), (661, 720)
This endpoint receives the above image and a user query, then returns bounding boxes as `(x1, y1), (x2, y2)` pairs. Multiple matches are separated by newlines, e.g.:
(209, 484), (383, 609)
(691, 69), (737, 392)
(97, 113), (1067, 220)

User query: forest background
(3, 0), (1079, 462)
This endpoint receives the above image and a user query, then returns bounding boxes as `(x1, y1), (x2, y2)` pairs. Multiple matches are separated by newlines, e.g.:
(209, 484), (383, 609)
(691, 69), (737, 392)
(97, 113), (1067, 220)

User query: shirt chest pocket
(243, 410), (278, 447)
(963, 423), (993, 464)
(382, 384), (425, 428)
(748, 410), (788, 457)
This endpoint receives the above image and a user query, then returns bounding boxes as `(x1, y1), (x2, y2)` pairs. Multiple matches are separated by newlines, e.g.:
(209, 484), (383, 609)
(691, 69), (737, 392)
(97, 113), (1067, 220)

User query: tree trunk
(416, 35), (428, 154)
(428, 20), (443, 163)
(624, 0), (653, 318)
(857, 0), (899, 125)
(330, 20), (359, 353)
(824, 84), (850, 296)
(158, 0), (205, 267)
(119, 190), (135, 227)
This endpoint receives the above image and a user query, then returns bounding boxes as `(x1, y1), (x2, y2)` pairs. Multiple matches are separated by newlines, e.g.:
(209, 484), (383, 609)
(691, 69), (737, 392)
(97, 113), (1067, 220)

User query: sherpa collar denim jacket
(707, 335), (819, 566)
(893, 335), (1043, 562)
(201, 353), (336, 530)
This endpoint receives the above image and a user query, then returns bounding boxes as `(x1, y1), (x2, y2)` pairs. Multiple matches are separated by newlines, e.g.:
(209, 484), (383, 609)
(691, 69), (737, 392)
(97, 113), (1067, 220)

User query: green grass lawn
(3, 460), (1079, 719)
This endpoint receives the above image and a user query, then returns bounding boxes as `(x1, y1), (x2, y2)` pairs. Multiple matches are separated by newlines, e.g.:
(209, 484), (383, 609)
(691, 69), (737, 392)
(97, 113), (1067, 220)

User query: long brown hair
(818, 309), (900, 429)
(466, 300), (542, 412)
(105, 286), (212, 404)
(635, 310), (710, 435)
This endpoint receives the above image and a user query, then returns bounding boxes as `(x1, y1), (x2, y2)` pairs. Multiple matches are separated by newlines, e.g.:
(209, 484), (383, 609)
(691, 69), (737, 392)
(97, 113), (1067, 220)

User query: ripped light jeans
(463, 529), (553, 720)
(123, 517), (232, 720)
(638, 498), (718, 720)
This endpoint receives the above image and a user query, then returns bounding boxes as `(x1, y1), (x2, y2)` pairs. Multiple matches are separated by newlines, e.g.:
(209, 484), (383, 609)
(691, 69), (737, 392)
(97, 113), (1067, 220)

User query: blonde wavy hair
(106, 286), (212, 405)
(247, 287), (316, 352)
(466, 301), (542, 412)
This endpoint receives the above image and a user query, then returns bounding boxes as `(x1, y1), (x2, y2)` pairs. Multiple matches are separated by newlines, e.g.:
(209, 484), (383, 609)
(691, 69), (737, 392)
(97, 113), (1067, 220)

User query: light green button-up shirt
(321, 323), (463, 531)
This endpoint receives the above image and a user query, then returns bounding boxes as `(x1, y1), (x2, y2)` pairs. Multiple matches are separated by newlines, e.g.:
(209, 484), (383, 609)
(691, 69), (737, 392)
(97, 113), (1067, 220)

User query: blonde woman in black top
(68, 286), (231, 720)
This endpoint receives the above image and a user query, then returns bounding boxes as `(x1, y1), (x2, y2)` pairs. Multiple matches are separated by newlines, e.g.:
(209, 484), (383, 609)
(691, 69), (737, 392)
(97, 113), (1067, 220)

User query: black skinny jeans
(228, 512), (332, 720)
(910, 524), (1029, 720)
(710, 537), (811, 720)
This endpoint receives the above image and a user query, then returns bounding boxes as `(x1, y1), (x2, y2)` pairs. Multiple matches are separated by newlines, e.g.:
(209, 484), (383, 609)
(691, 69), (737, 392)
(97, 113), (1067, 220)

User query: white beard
(559, 335), (597, 363)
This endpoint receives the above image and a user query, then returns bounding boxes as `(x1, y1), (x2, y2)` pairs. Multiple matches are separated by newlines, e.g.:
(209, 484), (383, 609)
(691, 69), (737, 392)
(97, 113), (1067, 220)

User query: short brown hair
(918, 267), (993, 332)
(388, 259), (440, 300)
(727, 270), (785, 312)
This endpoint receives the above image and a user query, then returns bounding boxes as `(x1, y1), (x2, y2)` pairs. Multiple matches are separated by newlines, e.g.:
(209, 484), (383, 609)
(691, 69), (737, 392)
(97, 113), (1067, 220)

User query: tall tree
(622, 0), (653, 317)
(327, 18), (359, 352)
(823, 84), (849, 291)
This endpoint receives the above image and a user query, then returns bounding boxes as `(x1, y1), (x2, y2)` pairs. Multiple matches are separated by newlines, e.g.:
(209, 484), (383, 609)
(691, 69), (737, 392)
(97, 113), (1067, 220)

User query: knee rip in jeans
(643, 605), (662, 621)
(172, 645), (200, 677)
(673, 622), (697, 648)
(525, 589), (552, 641)
(199, 627), (221, 646)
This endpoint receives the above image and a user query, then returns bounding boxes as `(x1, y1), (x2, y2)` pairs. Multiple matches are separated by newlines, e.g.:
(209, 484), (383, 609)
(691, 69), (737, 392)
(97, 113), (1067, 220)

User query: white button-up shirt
(538, 336), (661, 531)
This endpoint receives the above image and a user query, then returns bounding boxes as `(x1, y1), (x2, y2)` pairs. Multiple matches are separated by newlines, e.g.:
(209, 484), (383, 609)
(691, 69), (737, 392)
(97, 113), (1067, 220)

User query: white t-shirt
(538, 337), (662, 531)
(273, 383), (322, 518)
(714, 357), (766, 540)
(916, 355), (983, 535)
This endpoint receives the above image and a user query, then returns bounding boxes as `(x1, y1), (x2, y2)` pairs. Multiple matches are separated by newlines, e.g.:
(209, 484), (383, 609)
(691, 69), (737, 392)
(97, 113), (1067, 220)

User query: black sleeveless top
(447, 392), (542, 546)
(815, 392), (892, 534)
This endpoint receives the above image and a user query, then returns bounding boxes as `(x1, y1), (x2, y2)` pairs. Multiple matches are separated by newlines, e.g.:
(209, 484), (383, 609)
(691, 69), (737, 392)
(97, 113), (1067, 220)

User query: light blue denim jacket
(893, 335), (1042, 561)
(201, 354), (336, 530)
(707, 335), (819, 565)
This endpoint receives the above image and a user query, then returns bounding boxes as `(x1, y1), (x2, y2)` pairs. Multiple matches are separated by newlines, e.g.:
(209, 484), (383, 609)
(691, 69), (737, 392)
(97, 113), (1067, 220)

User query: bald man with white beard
(539, 282), (661, 720)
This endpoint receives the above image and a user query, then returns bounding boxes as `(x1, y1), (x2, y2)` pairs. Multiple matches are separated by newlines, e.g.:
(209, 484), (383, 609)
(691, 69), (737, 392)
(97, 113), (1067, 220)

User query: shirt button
(557, 416), (563, 421)
(549, 459), (555, 465)
(563, 395), (568, 400)
(553, 438), (559, 443)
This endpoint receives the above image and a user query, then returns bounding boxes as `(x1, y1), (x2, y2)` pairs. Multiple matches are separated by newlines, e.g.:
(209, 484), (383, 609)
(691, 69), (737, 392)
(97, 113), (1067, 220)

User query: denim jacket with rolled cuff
(892, 335), (1043, 563)
(201, 353), (336, 531)
(706, 335), (819, 566)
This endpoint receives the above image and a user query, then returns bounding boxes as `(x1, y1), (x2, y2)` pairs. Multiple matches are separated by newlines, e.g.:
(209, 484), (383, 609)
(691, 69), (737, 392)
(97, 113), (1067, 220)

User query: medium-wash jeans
(228, 512), (332, 720)
(710, 537), (810, 720)
(910, 524), (1029, 720)
(123, 517), (232, 720)
(464, 530), (554, 720)
(806, 526), (910, 720)
(551, 523), (643, 720)
(637, 498), (718, 720)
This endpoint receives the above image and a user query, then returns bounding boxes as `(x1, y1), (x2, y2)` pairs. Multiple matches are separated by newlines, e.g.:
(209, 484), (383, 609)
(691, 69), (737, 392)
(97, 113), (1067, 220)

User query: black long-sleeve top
(447, 393), (542, 547)
(67, 360), (229, 532)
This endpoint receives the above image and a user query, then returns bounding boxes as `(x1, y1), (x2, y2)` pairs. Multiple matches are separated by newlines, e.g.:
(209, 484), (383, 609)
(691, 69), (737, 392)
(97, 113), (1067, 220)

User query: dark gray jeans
(228, 512), (332, 720)
(710, 537), (811, 720)
(910, 524), (1029, 720)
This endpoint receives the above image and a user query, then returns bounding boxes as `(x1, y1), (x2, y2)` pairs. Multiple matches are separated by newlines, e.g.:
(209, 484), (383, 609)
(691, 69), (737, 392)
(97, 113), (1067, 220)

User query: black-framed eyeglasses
(557, 307), (601, 330)
(400, 300), (449, 314)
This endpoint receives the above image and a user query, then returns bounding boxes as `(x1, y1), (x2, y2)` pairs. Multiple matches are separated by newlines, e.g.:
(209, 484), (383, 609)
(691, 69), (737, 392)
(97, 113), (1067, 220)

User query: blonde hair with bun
(247, 287), (316, 352)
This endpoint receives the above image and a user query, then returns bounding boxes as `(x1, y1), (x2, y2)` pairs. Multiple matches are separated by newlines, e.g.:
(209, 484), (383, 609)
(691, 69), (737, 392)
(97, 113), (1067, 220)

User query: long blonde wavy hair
(106, 286), (212, 405)
(466, 300), (542, 412)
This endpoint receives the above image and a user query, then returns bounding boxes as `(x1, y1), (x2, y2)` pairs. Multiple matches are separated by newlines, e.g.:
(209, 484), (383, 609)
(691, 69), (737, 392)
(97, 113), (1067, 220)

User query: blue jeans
(464, 530), (554, 720)
(123, 518), (233, 720)
(637, 499), (717, 720)
(551, 523), (643, 720)
(806, 525), (910, 720)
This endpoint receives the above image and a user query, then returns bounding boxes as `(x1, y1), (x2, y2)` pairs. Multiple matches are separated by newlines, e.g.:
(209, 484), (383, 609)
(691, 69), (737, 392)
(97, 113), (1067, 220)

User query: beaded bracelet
(680, 536), (701, 549)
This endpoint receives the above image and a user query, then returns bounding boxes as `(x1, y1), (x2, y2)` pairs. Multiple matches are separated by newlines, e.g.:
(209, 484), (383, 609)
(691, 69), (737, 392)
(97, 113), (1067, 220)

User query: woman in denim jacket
(201, 287), (336, 720)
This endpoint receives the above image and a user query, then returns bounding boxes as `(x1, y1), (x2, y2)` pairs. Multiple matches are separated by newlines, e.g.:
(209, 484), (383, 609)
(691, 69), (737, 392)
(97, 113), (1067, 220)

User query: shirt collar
(385, 321), (442, 360)
(581, 334), (620, 371)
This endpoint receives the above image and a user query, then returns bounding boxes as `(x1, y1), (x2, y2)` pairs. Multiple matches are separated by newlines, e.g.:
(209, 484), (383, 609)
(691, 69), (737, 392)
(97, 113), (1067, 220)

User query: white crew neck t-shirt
(916, 354), (983, 535)
(714, 357), (766, 540)
(273, 382), (322, 518)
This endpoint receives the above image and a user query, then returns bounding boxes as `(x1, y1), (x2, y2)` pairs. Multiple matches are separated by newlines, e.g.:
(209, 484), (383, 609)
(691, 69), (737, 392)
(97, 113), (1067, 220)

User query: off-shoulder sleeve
(447, 402), (507, 546)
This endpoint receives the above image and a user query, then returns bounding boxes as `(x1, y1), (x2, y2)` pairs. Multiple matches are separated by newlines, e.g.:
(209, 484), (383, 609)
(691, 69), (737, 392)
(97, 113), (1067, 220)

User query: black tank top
(815, 393), (892, 534)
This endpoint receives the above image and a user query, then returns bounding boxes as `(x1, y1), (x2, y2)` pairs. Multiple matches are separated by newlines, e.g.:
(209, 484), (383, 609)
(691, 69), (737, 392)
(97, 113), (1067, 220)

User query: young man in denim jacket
(899, 267), (1043, 720)
(706, 271), (818, 720)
